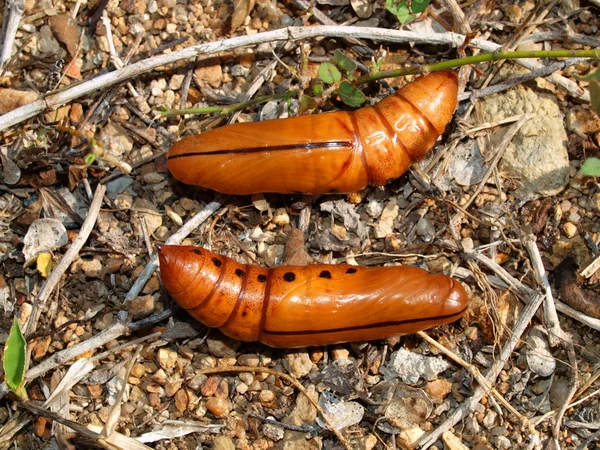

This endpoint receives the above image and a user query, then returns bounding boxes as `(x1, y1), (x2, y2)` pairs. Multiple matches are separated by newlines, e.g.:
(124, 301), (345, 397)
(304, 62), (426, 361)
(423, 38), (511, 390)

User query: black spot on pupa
(212, 258), (222, 267)
(319, 270), (332, 279)
(346, 268), (357, 274)
(258, 274), (267, 283)
(193, 249), (202, 255)
(283, 272), (296, 282)
(242, 311), (247, 317)
(235, 268), (245, 278)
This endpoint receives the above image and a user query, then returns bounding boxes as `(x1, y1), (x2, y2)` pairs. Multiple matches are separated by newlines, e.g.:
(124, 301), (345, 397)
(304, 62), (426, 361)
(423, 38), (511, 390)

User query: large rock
(478, 86), (569, 197)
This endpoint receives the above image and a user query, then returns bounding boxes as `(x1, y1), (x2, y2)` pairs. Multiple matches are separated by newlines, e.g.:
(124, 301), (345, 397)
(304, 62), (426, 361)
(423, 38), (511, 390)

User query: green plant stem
(355, 49), (600, 85)
(163, 90), (299, 117)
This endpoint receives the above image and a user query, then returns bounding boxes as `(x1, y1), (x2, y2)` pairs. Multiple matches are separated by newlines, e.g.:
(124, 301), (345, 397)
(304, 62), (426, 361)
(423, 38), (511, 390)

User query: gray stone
(478, 86), (569, 197)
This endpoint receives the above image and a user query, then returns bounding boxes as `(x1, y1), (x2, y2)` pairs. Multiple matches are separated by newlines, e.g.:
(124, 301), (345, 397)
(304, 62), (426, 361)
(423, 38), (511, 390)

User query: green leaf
(4, 317), (26, 394)
(386, 0), (416, 24)
(318, 63), (341, 85)
(338, 81), (365, 107)
(299, 95), (318, 115)
(581, 158), (600, 177)
(574, 69), (600, 115)
(85, 153), (97, 166)
(333, 50), (357, 73)
(573, 68), (600, 83)
(410, 0), (431, 13)
(312, 83), (324, 97)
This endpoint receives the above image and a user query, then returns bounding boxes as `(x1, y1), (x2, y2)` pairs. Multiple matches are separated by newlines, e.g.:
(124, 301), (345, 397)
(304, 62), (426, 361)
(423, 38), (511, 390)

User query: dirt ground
(0, 0), (599, 449)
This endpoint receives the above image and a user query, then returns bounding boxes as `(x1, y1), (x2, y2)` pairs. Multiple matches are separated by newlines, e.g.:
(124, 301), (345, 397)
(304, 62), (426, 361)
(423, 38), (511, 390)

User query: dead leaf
(36, 253), (53, 277)
(350, 0), (373, 18)
(555, 257), (600, 319)
(48, 13), (80, 59)
(282, 229), (314, 266)
(0, 147), (21, 185)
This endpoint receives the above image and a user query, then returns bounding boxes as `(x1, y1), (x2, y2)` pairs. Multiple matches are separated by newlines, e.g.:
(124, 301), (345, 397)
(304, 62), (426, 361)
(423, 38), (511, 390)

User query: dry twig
(25, 184), (106, 336)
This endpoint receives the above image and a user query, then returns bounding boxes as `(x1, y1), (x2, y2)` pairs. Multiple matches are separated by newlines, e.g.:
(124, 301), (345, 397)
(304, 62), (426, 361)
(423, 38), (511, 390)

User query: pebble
(262, 422), (284, 441)
(201, 376), (220, 396)
(205, 397), (232, 418)
(128, 295), (155, 319)
(352, 434), (377, 450)
(316, 395), (364, 430)
(236, 382), (249, 394)
(237, 353), (260, 367)
(142, 172), (165, 184)
(238, 372), (254, 385)
(151, 369), (167, 385)
(591, 192), (600, 212)
(206, 336), (241, 357)
(31, 336), (51, 361)
(424, 379), (452, 403)
(101, 122), (134, 158)
(365, 199), (384, 218)
(283, 351), (313, 378)
(482, 410), (497, 429)
(130, 363), (146, 379)
(258, 390), (276, 406)
(86, 384), (104, 398)
(157, 348), (178, 371)
(490, 435), (512, 449)
(464, 414), (481, 434)
(416, 217), (436, 241)
(442, 431), (470, 450)
(165, 379), (183, 397)
(194, 61), (223, 88)
(174, 389), (188, 412)
(550, 377), (572, 408)
(188, 374), (207, 391)
(374, 198), (398, 239)
(385, 348), (450, 384)
(106, 177), (134, 197)
(272, 208), (290, 226)
(212, 435), (235, 450)
(82, 259), (103, 278)
(94, 312), (113, 331)
(0, 88), (39, 114)
(114, 194), (133, 211)
(397, 427), (425, 449)
(331, 348), (349, 360)
(132, 198), (163, 237)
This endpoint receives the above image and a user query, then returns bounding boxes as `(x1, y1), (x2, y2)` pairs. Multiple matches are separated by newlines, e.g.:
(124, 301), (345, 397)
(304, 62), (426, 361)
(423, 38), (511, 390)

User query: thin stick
(0, 0), (25, 72)
(124, 195), (227, 302)
(555, 300), (600, 332)
(523, 234), (562, 346)
(25, 184), (106, 336)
